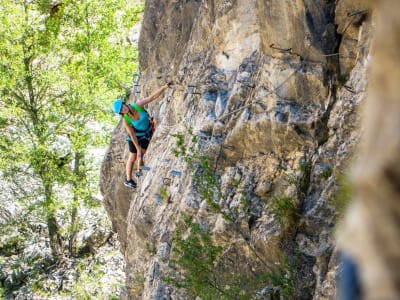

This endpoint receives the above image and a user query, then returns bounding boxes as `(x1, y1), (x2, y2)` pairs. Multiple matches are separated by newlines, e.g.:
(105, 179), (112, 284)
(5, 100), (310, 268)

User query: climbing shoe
(124, 179), (137, 189)
(135, 171), (143, 178)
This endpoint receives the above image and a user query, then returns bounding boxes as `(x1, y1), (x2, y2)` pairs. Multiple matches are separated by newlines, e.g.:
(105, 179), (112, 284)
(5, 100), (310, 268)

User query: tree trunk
(68, 152), (83, 257)
(69, 203), (78, 257)
(47, 215), (64, 261)
(43, 180), (64, 262)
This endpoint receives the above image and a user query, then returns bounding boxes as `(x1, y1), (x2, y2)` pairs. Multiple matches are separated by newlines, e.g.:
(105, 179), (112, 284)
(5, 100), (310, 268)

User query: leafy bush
(167, 215), (224, 298)
(330, 174), (353, 219)
(167, 215), (296, 299)
(298, 160), (312, 195)
(321, 166), (332, 179)
(270, 196), (299, 227)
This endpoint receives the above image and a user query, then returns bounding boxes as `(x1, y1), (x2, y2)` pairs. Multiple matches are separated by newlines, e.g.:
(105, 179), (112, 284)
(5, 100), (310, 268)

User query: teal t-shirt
(123, 104), (150, 140)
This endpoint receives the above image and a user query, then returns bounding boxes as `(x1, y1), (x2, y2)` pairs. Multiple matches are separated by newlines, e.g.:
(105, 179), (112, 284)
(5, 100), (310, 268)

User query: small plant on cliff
(167, 214), (296, 299)
(298, 160), (312, 196)
(166, 215), (225, 299)
(266, 256), (295, 298)
(271, 196), (299, 227)
(172, 131), (222, 212)
(321, 166), (333, 179)
(128, 273), (145, 298)
(330, 173), (353, 219)
(159, 186), (170, 203)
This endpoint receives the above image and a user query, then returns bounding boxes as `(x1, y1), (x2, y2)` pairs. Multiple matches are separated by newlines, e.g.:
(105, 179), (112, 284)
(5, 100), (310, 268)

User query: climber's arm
(136, 82), (173, 106)
(122, 118), (142, 156)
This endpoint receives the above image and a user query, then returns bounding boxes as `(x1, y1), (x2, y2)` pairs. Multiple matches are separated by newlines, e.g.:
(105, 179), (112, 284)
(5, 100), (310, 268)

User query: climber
(112, 81), (173, 188)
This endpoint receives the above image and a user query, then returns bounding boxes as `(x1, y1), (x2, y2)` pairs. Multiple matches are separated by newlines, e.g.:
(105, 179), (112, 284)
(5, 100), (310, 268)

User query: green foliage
(321, 166), (332, 179)
(69, 259), (105, 299)
(239, 190), (251, 215)
(299, 160), (312, 178)
(51, 256), (123, 300)
(0, 207), (122, 298)
(298, 160), (312, 196)
(172, 133), (187, 158)
(128, 273), (145, 298)
(330, 174), (353, 219)
(0, 0), (143, 261)
(0, 232), (25, 256)
(159, 186), (169, 202)
(0, 2), (142, 298)
(145, 241), (156, 255)
(230, 178), (241, 187)
(172, 131), (222, 212)
(167, 215), (225, 299)
(266, 256), (295, 298)
(167, 214), (296, 299)
(271, 196), (299, 227)
(0, 245), (50, 296)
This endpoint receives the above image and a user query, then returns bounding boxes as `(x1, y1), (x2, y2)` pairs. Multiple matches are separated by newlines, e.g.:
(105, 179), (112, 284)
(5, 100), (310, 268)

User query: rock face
(101, 0), (377, 299)
(338, 1), (400, 299)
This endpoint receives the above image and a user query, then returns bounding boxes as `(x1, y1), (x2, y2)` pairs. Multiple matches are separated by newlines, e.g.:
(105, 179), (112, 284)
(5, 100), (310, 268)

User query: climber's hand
(166, 80), (174, 88)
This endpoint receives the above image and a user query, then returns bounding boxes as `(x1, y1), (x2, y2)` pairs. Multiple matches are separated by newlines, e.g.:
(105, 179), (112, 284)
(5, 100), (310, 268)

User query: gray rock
(100, 0), (378, 299)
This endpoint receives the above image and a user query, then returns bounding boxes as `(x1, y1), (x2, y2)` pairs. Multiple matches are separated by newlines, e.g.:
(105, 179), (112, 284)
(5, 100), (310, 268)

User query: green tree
(168, 215), (294, 299)
(0, 0), (143, 261)
(167, 216), (226, 299)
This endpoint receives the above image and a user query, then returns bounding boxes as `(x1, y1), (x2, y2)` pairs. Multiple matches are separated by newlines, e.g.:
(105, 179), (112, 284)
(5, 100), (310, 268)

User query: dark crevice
(247, 214), (258, 230)
(315, 3), (343, 147)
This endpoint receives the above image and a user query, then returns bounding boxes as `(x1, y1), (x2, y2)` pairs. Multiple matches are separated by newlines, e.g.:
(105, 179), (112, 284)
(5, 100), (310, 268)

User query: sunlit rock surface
(100, 0), (381, 299)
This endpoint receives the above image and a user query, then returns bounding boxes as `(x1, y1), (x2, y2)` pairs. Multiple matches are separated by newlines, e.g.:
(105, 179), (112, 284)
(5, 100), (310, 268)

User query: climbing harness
(122, 103), (155, 142)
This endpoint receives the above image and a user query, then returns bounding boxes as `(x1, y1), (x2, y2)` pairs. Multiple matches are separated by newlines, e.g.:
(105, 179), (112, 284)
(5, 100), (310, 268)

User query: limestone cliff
(101, 0), (375, 299)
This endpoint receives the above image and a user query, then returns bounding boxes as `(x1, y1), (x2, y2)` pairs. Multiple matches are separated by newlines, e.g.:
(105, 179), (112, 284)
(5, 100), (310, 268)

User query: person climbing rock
(112, 81), (173, 188)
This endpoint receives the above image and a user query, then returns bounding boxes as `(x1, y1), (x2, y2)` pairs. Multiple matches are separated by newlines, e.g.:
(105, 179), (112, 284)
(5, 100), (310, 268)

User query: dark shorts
(128, 138), (150, 153)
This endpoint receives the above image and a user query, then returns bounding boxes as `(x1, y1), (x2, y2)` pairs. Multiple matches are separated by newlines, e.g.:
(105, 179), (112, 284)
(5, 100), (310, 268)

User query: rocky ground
(0, 205), (125, 300)
(0, 147), (126, 299)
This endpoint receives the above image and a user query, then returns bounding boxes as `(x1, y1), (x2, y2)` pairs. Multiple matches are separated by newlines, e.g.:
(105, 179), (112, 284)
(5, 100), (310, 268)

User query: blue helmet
(112, 99), (124, 114)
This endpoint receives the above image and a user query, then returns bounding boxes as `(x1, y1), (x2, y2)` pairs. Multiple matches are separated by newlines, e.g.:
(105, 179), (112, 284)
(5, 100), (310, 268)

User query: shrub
(167, 215), (224, 298)
(271, 196), (299, 227)
(330, 174), (353, 219)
